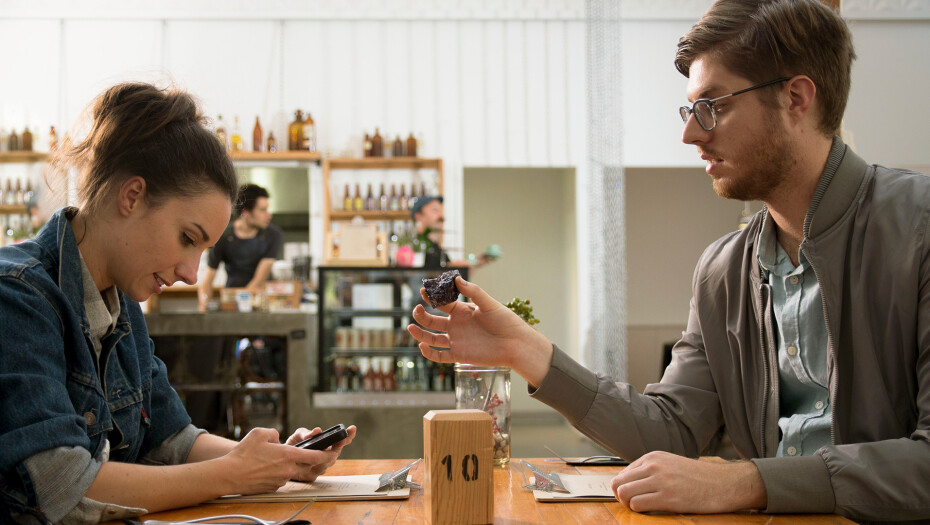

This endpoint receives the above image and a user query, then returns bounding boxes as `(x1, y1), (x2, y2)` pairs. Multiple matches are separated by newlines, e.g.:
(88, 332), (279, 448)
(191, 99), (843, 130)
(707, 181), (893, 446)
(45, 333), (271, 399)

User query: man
(411, 195), (494, 269)
(199, 183), (283, 310)
(407, 0), (930, 522)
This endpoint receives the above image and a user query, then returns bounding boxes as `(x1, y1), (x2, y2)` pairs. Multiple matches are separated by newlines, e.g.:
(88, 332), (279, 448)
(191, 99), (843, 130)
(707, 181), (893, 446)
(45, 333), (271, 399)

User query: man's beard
(708, 113), (795, 202)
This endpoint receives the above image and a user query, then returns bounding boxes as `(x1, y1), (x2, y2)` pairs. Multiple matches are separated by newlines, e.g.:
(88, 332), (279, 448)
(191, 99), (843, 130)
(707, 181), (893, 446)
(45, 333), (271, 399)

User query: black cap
(410, 195), (443, 219)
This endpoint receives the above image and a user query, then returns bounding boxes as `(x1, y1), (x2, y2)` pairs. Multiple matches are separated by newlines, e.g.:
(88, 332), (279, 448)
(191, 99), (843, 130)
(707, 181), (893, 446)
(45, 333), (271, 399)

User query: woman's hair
(51, 82), (238, 217)
(675, 0), (855, 136)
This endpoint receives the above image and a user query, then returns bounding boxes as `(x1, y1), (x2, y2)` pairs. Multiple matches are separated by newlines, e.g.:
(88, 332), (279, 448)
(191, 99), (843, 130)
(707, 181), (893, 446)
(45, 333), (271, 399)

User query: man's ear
(784, 75), (817, 126)
(117, 176), (147, 217)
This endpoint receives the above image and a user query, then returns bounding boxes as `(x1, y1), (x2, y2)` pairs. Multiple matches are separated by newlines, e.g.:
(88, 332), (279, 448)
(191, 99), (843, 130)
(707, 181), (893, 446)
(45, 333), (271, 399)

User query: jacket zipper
(756, 280), (769, 458)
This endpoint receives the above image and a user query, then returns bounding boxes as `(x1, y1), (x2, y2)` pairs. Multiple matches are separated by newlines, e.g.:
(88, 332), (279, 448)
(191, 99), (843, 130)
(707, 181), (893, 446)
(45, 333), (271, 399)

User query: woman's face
(111, 189), (231, 302)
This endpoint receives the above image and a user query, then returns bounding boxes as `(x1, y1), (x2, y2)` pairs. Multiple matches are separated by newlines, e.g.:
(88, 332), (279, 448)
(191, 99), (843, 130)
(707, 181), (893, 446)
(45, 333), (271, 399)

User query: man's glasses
(679, 77), (791, 131)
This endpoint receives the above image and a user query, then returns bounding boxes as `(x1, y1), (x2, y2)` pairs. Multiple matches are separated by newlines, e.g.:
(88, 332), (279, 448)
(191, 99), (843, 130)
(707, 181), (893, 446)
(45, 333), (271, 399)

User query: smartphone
(294, 424), (348, 450)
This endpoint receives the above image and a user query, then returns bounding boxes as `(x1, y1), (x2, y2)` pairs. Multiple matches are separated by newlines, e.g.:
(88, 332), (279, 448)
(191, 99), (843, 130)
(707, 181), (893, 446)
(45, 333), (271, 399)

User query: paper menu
(532, 474), (617, 502)
(211, 474), (411, 503)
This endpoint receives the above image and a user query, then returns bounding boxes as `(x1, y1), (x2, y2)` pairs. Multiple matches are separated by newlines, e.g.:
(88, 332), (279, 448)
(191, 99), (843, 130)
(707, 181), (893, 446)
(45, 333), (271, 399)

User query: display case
(315, 265), (467, 410)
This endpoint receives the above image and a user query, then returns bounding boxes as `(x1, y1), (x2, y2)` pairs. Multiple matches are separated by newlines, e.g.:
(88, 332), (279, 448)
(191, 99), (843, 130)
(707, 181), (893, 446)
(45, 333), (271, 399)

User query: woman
(0, 83), (355, 523)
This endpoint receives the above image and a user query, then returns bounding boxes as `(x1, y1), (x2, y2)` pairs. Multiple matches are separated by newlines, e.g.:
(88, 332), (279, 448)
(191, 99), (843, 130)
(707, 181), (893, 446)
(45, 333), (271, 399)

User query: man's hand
(610, 451), (767, 514)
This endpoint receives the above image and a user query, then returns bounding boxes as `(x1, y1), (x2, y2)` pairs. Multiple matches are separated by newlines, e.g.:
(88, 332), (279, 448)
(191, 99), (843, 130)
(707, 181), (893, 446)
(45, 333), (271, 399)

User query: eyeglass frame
(679, 76), (792, 131)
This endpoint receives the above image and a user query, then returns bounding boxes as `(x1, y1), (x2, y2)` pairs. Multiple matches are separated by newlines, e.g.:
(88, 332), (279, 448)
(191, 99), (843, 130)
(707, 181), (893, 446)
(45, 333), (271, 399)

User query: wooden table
(130, 459), (855, 524)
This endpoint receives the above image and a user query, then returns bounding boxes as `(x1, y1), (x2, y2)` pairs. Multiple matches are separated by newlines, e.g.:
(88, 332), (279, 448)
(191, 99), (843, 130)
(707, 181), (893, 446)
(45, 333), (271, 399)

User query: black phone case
(295, 424), (348, 450)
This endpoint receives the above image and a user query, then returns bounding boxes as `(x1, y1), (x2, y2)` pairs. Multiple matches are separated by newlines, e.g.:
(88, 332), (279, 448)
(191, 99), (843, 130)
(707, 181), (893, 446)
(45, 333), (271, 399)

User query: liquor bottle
(8, 131), (19, 152)
(392, 135), (404, 157)
(215, 115), (227, 150)
(365, 183), (375, 211)
(266, 132), (277, 153)
(372, 358), (384, 392)
(389, 184), (400, 211)
(303, 112), (316, 152)
(230, 116), (244, 152)
(3, 180), (13, 205)
(252, 116), (263, 152)
(399, 184), (409, 211)
(0, 129), (7, 153)
(349, 359), (361, 392)
(383, 358), (396, 391)
(48, 126), (58, 152)
(363, 359), (375, 392)
(409, 183), (420, 212)
(288, 110), (304, 151)
(21, 128), (33, 152)
(14, 179), (23, 204)
(24, 179), (34, 205)
(371, 128), (383, 157)
(379, 183), (387, 212)
(405, 132), (417, 157)
(363, 133), (372, 158)
(343, 184), (352, 211)
(353, 184), (363, 212)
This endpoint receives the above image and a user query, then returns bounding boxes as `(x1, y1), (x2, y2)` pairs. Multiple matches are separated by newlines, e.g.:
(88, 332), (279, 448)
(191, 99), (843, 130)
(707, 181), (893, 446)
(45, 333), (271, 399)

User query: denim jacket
(0, 208), (191, 519)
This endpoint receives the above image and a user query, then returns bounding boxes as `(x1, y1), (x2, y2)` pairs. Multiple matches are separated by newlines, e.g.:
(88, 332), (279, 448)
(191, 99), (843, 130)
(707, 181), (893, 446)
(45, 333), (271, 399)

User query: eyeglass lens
(680, 100), (715, 131)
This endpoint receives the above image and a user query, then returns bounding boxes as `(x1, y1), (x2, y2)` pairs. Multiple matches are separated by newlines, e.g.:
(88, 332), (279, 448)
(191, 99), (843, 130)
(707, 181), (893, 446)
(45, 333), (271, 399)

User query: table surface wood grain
(128, 458), (855, 524)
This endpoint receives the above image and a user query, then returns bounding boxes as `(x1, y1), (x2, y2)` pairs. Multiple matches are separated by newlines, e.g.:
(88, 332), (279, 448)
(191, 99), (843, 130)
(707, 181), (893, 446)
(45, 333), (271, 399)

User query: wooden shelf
(0, 204), (27, 215)
(324, 157), (442, 170)
(228, 151), (322, 162)
(329, 210), (412, 221)
(0, 152), (48, 163)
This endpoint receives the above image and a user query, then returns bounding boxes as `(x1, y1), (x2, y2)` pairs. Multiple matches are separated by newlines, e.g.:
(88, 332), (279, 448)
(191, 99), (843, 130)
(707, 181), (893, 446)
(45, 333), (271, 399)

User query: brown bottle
(48, 126), (58, 152)
(21, 128), (33, 152)
(363, 133), (372, 158)
(288, 110), (305, 151)
(266, 132), (277, 153)
(252, 116), (263, 152)
(371, 128), (383, 157)
(7, 131), (19, 152)
(392, 135), (404, 157)
(405, 133), (417, 157)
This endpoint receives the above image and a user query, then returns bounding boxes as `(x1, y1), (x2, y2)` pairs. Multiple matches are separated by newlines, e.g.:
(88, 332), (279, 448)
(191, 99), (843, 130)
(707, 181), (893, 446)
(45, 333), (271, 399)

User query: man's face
(242, 196), (273, 229)
(682, 56), (796, 202)
(415, 200), (444, 231)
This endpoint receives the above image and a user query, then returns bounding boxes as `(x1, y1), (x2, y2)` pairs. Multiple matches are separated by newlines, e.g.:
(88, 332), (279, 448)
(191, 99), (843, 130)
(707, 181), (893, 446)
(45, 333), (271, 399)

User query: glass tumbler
(454, 364), (511, 465)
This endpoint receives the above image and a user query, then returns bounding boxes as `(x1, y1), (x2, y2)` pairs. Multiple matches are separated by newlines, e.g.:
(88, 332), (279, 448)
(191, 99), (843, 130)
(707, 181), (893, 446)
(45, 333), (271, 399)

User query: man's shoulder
(692, 219), (759, 286)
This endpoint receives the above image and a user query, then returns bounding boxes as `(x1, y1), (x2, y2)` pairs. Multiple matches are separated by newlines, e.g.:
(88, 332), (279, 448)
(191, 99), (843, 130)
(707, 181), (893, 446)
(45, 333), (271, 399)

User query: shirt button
(787, 446), (798, 456)
(789, 275), (800, 285)
(84, 412), (97, 426)
(787, 345), (798, 356)
(815, 401), (825, 410)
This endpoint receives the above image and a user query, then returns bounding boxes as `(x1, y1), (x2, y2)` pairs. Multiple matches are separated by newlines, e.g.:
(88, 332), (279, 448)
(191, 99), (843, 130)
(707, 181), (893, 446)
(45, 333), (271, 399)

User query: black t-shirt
(207, 224), (283, 287)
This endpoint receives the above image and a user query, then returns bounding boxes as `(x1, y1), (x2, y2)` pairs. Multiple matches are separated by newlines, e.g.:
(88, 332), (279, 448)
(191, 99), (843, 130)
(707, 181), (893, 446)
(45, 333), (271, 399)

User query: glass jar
(454, 364), (511, 465)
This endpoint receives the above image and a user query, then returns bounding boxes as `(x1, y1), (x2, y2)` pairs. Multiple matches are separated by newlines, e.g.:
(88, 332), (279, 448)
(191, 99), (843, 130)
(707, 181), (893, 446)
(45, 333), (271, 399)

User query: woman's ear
(116, 176), (147, 217)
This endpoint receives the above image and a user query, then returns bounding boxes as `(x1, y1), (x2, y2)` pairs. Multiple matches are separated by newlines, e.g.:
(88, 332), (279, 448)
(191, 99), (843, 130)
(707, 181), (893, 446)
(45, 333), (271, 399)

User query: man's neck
(764, 135), (833, 266)
(233, 216), (259, 238)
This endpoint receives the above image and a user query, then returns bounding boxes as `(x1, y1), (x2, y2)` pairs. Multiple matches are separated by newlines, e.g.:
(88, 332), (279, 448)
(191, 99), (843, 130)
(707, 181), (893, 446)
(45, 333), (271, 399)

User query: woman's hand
(407, 276), (553, 387)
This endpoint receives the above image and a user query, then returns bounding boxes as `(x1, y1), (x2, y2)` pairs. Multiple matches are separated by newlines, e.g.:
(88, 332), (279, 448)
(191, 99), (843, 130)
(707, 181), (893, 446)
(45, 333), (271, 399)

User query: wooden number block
(423, 409), (494, 524)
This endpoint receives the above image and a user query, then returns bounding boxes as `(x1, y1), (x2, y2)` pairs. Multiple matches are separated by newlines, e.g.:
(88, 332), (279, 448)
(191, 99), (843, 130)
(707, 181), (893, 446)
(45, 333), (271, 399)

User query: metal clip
(518, 460), (570, 493)
(375, 458), (423, 492)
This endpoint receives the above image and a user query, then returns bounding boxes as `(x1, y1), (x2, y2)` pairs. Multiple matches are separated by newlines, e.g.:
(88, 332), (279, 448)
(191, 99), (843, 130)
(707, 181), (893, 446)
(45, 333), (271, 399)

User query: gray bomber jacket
(531, 137), (930, 522)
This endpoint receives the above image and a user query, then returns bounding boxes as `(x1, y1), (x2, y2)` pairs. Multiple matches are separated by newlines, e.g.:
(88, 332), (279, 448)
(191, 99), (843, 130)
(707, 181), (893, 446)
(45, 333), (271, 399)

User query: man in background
(411, 195), (497, 270)
(199, 183), (283, 311)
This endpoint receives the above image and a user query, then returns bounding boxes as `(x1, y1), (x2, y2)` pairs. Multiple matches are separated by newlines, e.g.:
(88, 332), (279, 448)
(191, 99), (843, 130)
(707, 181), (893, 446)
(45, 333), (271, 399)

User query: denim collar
(32, 207), (88, 322)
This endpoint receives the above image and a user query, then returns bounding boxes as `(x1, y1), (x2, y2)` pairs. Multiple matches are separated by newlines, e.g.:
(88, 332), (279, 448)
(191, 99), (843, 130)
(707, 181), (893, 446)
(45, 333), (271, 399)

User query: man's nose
(681, 113), (711, 145)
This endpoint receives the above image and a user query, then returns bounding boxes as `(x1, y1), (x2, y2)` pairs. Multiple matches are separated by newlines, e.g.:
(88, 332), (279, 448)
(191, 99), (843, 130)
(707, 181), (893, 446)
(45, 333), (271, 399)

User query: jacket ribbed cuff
(751, 455), (835, 514)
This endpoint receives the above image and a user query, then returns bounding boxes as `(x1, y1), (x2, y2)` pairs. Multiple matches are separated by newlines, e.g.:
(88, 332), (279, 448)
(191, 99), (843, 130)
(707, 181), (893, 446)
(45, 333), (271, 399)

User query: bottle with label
(405, 132), (417, 157)
(365, 184), (375, 211)
(215, 115), (227, 150)
(252, 116), (263, 152)
(14, 179), (23, 204)
(21, 128), (33, 152)
(266, 132), (277, 153)
(353, 184), (363, 212)
(409, 183), (419, 212)
(303, 112), (316, 152)
(288, 110), (305, 151)
(342, 184), (352, 211)
(379, 184), (388, 212)
(48, 126), (58, 152)
(24, 179), (34, 205)
(3, 179), (13, 205)
(230, 116), (244, 152)
(8, 131), (19, 152)
(399, 185), (409, 211)
(392, 135), (404, 157)
(371, 128), (383, 157)
(389, 184), (400, 211)
(363, 133), (372, 158)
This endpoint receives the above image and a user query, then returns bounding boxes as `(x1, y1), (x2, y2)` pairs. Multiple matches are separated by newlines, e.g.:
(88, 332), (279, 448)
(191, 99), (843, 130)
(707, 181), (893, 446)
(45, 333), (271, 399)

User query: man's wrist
(731, 460), (767, 511)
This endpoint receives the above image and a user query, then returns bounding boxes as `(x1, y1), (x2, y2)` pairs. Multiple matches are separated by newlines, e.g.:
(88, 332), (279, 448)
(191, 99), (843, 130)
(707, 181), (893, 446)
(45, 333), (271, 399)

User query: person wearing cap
(411, 195), (494, 269)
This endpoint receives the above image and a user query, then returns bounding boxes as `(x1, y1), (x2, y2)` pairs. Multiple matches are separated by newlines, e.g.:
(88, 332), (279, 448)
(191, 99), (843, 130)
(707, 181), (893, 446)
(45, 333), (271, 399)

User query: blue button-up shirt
(757, 215), (832, 457)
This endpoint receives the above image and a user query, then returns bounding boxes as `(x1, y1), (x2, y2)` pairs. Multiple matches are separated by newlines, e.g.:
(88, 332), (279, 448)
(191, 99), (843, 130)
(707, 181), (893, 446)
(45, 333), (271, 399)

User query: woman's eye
(182, 234), (196, 246)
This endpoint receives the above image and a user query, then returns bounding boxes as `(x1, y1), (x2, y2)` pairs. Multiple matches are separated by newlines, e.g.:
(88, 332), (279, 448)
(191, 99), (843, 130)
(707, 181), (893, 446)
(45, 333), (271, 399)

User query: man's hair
(236, 183), (270, 216)
(675, 0), (856, 136)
